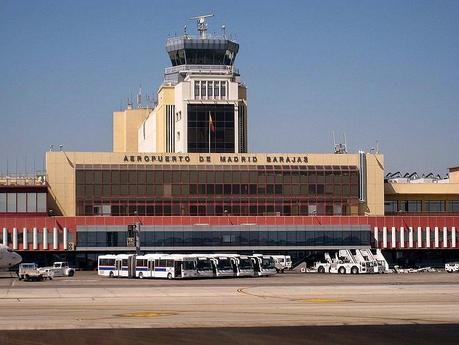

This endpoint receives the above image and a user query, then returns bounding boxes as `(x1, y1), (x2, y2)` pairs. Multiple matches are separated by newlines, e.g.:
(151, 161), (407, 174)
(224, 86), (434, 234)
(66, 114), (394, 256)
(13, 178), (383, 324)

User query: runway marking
(237, 287), (350, 303)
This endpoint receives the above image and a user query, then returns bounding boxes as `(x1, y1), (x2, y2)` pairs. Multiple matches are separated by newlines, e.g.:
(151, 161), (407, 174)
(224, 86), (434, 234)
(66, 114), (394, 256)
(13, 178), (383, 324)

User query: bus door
(115, 259), (122, 276)
(128, 256), (136, 278)
(148, 259), (155, 277)
(174, 260), (182, 278)
(252, 258), (261, 274)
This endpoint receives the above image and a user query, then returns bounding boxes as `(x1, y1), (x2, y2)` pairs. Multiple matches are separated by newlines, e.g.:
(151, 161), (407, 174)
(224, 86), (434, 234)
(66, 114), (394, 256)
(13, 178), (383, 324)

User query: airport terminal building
(1, 17), (458, 268)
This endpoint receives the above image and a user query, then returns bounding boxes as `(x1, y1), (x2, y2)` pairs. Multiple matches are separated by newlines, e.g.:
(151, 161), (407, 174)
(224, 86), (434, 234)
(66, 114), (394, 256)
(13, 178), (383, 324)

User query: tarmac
(0, 271), (458, 344)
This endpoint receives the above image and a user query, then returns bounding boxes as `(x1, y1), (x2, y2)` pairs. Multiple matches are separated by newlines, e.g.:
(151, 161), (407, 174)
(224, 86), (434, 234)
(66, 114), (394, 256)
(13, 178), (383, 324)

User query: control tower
(136, 15), (248, 153)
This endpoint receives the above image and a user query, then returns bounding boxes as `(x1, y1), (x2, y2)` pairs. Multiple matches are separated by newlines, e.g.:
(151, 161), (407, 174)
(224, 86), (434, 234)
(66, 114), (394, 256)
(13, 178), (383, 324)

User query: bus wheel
(167, 273), (172, 280)
(351, 266), (359, 274)
(109, 271), (114, 278)
(139, 272), (143, 279)
(338, 267), (346, 274)
(318, 266), (325, 274)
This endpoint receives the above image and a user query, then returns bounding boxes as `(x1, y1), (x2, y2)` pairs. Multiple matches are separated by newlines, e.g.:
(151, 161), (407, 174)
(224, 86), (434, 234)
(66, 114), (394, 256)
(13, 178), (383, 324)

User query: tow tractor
(18, 263), (54, 281)
(41, 261), (76, 277)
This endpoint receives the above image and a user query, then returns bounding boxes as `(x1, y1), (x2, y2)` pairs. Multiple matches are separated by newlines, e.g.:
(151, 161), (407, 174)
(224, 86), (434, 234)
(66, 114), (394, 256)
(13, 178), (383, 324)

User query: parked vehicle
(445, 262), (459, 273)
(40, 262), (75, 277)
(18, 263), (54, 281)
(314, 249), (381, 274)
(272, 255), (292, 273)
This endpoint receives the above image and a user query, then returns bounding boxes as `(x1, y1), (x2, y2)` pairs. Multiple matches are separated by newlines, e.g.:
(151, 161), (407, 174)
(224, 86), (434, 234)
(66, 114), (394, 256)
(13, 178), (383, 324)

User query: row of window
(78, 202), (353, 216)
(76, 169), (359, 185)
(76, 183), (359, 199)
(385, 200), (459, 214)
(194, 80), (228, 99)
(77, 229), (372, 248)
(0, 192), (47, 213)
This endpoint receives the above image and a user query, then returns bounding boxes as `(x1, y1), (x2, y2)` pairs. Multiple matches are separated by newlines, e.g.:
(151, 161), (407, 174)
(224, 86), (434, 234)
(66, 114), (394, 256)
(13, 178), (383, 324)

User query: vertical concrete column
(417, 227), (422, 248)
(53, 227), (58, 250)
(63, 227), (68, 250)
(43, 228), (48, 250)
(382, 227), (387, 248)
(373, 227), (378, 245)
(23, 227), (28, 250)
(12, 228), (18, 250)
(400, 227), (405, 248)
(408, 227), (413, 248)
(426, 227), (430, 248)
(391, 227), (396, 248)
(33, 227), (38, 250)
(443, 227), (448, 248)
(452, 227), (456, 248)
(2, 228), (7, 246)
(434, 227), (439, 248)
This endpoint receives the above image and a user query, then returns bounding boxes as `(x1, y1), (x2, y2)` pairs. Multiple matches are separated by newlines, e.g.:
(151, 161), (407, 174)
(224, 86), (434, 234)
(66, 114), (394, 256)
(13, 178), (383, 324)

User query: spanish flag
(209, 112), (216, 133)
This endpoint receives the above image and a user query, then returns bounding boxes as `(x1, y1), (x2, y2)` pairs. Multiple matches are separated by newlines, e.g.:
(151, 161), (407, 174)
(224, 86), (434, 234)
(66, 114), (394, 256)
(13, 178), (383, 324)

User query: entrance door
(115, 259), (122, 276)
(174, 261), (182, 278)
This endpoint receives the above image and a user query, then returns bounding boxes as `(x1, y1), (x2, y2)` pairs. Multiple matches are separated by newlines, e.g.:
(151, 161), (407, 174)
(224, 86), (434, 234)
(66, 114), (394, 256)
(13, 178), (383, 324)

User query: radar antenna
(190, 14), (214, 38)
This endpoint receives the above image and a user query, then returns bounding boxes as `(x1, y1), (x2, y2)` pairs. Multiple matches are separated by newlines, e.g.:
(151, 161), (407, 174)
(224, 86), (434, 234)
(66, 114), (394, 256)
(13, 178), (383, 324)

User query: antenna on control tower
(190, 13), (214, 39)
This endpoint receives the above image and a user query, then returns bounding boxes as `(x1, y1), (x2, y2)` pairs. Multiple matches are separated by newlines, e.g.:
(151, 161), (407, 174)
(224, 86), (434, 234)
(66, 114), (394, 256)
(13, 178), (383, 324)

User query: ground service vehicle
(445, 262), (459, 273)
(18, 263), (54, 281)
(251, 255), (276, 276)
(272, 255), (292, 273)
(41, 262), (75, 277)
(315, 250), (377, 274)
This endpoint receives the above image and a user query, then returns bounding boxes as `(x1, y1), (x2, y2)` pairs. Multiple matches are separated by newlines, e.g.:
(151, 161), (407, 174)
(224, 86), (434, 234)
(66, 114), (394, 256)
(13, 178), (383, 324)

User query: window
(214, 81), (219, 97)
(425, 200), (444, 213)
(0, 193), (6, 212)
(177, 131), (180, 141)
(201, 81), (206, 97)
(384, 201), (397, 214)
(207, 81), (213, 97)
(194, 81), (200, 97)
(221, 81), (226, 97)
(7, 193), (16, 213)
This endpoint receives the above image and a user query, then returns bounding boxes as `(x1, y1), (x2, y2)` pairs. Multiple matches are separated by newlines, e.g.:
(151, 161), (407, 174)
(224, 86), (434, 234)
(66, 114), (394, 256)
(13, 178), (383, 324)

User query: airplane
(0, 244), (22, 270)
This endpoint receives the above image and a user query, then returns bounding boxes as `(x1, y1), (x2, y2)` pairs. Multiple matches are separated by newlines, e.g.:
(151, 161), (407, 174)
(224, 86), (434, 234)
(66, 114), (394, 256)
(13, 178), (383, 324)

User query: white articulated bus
(136, 254), (198, 279)
(98, 254), (135, 278)
(251, 255), (277, 276)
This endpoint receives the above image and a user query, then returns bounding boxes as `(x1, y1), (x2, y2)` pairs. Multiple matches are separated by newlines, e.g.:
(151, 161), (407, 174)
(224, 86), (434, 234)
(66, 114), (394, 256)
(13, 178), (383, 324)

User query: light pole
(133, 211), (142, 255)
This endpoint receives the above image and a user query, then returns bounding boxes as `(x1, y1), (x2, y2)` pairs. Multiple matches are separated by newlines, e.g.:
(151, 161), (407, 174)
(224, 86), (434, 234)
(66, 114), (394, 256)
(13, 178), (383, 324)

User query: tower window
(214, 81), (219, 97)
(208, 81), (213, 97)
(194, 81), (200, 98)
(201, 81), (207, 97)
(221, 81), (226, 98)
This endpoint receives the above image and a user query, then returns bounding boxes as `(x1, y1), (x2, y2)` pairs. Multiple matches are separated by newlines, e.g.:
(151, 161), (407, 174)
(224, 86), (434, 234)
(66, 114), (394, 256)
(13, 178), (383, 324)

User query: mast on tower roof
(190, 14), (214, 39)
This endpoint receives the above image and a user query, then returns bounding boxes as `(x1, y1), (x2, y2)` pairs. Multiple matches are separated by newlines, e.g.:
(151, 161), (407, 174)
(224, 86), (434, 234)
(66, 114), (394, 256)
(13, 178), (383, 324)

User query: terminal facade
(1, 17), (458, 268)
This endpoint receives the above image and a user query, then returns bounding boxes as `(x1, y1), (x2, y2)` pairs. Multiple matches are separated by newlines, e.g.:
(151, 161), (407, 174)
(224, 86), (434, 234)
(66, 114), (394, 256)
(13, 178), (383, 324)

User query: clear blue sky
(1, 0), (458, 175)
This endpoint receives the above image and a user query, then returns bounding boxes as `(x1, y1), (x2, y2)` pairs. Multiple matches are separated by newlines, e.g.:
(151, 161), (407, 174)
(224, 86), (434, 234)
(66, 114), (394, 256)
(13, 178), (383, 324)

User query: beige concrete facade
(113, 108), (152, 152)
(45, 151), (384, 217)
